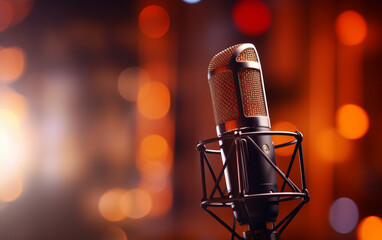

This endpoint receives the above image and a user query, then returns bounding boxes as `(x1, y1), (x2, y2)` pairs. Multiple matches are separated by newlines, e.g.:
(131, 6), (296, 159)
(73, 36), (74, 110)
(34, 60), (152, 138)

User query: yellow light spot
(272, 121), (298, 157)
(139, 5), (170, 39)
(121, 188), (152, 219)
(0, 87), (28, 121)
(357, 216), (382, 240)
(102, 226), (128, 240)
(314, 128), (351, 163)
(98, 188), (126, 222)
(0, 174), (23, 202)
(0, 47), (26, 82)
(118, 67), (150, 102)
(137, 81), (170, 119)
(335, 10), (367, 46)
(140, 134), (168, 159)
(336, 104), (369, 139)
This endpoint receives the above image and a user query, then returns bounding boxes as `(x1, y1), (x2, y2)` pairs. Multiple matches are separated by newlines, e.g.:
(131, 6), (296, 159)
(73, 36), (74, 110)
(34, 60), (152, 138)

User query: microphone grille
(208, 44), (241, 72)
(237, 47), (258, 62)
(239, 69), (267, 117)
(209, 70), (239, 125)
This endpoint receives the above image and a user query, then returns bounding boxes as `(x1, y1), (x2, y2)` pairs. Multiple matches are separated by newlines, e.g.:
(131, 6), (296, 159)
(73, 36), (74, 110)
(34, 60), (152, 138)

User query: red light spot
(232, 0), (271, 36)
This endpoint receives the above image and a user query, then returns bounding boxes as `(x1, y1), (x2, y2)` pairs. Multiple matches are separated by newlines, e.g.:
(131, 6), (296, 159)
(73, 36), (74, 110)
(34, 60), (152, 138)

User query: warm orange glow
(0, 174), (23, 202)
(336, 104), (369, 139)
(0, 47), (26, 82)
(357, 216), (382, 240)
(121, 188), (152, 219)
(118, 67), (150, 102)
(272, 121), (299, 157)
(98, 188), (126, 222)
(102, 227), (128, 240)
(0, 87), (28, 121)
(0, 1), (13, 32)
(335, 10), (367, 46)
(137, 81), (171, 119)
(314, 128), (351, 162)
(140, 134), (168, 159)
(139, 5), (170, 39)
(148, 187), (173, 217)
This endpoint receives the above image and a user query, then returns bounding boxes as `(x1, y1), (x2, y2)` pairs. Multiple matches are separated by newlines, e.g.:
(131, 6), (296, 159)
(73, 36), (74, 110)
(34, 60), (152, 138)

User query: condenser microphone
(207, 43), (279, 235)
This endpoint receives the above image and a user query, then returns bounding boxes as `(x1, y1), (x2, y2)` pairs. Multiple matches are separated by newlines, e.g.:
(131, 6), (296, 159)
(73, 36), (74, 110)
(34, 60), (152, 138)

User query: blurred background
(0, 0), (381, 239)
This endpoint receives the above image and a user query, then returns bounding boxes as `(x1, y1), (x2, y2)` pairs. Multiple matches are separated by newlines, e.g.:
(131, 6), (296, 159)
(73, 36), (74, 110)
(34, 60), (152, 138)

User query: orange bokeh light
(0, 174), (23, 202)
(98, 188), (126, 222)
(314, 128), (351, 163)
(335, 10), (367, 46)
(140, 134), (169, 159)
(137, 81), (171, 119)
(102, 227), (128, 240)
(272, 121), (299, 157)
(0, 1), (13, 32)
(232, 0), (271, 36)
(336, 104), (369, 139)
(139, 5), (170, 39)
(121, 188), (152, 219)
(0, 87), (28, 121)
(357, 216), (382, 240)
(0, 47), (26, 82)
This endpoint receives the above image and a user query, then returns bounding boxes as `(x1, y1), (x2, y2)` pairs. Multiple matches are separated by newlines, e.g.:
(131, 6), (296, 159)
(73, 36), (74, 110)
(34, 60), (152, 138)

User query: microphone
(207, 43), (279, 238)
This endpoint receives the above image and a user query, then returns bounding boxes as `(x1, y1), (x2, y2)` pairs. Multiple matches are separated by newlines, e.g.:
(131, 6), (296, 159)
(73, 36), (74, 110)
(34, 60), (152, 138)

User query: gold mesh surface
(236, 48), (258, 62)
(208, 44), (241, 72)
(208, 70), (239, 125)
(238, 69), (267, 117)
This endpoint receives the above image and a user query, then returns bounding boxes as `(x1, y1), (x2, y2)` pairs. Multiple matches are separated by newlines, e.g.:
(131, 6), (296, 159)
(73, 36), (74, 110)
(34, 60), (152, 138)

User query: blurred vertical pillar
(135, 0), (177, 229)
(308, 0), (335, 239)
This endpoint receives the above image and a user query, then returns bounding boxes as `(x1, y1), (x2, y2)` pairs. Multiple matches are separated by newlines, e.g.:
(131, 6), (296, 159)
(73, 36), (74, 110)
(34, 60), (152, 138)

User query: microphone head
(208, 43), (270, 136)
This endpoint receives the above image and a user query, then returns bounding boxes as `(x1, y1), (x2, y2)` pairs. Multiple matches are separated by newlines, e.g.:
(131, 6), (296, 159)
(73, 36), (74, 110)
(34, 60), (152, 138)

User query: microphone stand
(196, 131), (309, 240)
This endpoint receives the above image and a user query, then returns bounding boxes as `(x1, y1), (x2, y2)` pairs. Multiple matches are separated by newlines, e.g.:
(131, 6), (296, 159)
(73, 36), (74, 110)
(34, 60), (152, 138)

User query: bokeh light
(0, 174), (23, 202)
(8, 0), (34, 26)
(98, 188), (126, 222)
(0, 1), (13, 32)
(0, 87), (28, 121)
(102, 227), (128, 240)
(183, 0), (201, 3)
(314, 128), (351, 162)
(138, 5), (170, 39)
(137, 81), (171, 119)
(232, 0), (271, 36)
(336, 104), (369, 140)
(121, 188), (152, 219)
(272, 121), (299, 157)
(0, 108), (25, 178)
(329, 197), (359, 234)
(0, 47), (26, 82)
(118, 67), (150, 102)
(140, 134), (169, 159)
(335, 10), (367, 46)
(357, 216), (382, 240)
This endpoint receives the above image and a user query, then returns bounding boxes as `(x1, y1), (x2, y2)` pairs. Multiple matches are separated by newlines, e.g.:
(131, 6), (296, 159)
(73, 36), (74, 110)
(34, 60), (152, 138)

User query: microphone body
(207, 43), (279, 228)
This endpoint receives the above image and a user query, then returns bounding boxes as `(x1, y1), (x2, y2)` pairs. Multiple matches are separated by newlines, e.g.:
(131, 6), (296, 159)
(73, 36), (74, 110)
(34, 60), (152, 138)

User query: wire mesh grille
(236, 48), (258, 62)
(238, 69), (267, 117)
(208, 70), (239, 125)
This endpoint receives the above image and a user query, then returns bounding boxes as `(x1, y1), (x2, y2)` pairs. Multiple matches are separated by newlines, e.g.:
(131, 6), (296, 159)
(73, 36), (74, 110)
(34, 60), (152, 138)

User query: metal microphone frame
(196, 131), (309, 240)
